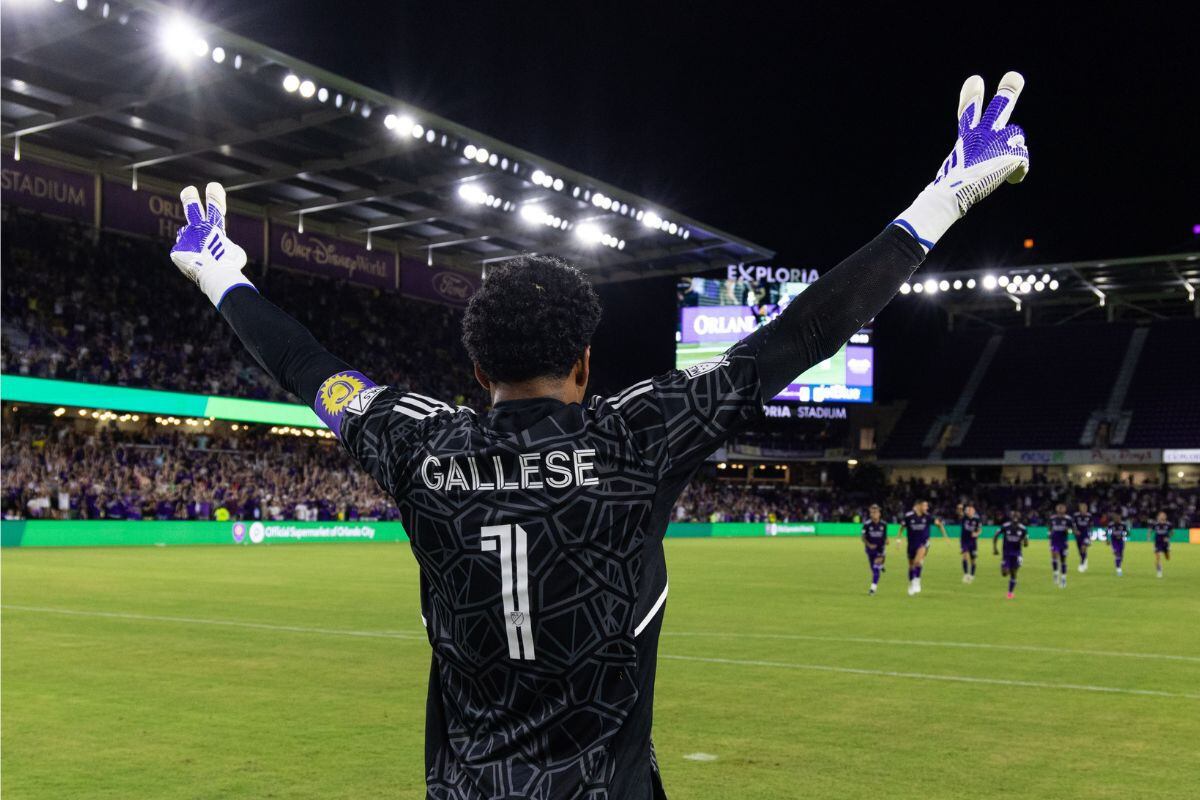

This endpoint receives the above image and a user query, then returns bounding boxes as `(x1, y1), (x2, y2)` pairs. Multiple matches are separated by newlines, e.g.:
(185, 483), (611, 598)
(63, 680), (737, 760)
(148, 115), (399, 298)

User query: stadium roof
(0, 0), (773, 283)
(900, 252), (1200, 326)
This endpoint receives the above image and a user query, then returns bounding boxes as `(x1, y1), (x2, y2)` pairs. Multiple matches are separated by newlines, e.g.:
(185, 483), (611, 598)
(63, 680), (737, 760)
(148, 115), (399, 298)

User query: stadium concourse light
(938, 279), (950, 291)
(912, 281), (924, 293)
(298, 80), (316, 98)
(983, 274), (997, 290)
(282, 73), (300, 93)
(923, 278), (938, 294)
(899, 282), (912, 294)
(967, 278), (977, 289)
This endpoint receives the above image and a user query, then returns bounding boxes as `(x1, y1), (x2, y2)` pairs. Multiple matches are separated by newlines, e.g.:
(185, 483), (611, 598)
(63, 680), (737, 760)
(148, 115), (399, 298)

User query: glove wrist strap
(892, 185), (962, 254)
(199, 266), (256, 308)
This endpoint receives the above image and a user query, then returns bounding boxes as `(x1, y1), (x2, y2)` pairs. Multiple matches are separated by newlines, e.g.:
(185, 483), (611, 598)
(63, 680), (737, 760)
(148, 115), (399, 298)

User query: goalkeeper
(170, 74), (1029, 799)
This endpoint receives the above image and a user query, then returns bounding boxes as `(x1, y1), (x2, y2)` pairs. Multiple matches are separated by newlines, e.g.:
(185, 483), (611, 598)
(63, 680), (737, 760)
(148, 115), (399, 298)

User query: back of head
(461, 255), (602, 383)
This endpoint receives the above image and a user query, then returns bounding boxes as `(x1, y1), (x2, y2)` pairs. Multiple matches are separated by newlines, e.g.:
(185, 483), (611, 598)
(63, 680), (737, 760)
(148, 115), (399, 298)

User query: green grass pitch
(3, 537), (1198, 799)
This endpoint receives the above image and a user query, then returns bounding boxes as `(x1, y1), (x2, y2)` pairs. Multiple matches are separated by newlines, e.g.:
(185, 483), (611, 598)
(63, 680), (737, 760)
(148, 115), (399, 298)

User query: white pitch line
(662, 631), (1200, 664)
(0, 605), (427, 641)
(658, 654), (1200, 700)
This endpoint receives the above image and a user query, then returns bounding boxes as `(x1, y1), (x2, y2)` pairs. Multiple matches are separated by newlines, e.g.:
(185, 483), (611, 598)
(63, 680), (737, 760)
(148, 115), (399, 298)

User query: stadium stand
(880, 318), (1200, 459)
(877, 329), (992, 459)
(1121, 319), (1200, 447)
(0, 208), (484, 409)
(2, 419), (396, 522)
(672, 473), (1198, 527)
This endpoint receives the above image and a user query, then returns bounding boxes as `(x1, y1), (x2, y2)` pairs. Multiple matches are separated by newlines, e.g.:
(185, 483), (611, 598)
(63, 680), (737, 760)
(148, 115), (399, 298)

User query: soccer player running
(862, 504), (888, 595)
(898, 499), (949, 596)
(993, 510), (1029, 599)
(1046, 502), (1073, 588)
(959, 502), (982, 584)
(1108, 512), (1130, 576)
(1072, 500), (1093, 572)
(1150, 511), (1172, 578)
(166, 73), (1029, 798)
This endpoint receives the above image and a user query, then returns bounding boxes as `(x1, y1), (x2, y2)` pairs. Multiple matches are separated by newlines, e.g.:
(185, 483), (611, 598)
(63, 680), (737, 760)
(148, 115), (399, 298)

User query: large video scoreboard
(676, 265), (874, 404)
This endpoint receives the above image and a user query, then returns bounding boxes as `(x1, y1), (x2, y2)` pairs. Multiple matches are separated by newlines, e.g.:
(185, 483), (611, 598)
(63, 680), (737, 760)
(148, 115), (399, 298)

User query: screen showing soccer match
(676, 268), (874, 403)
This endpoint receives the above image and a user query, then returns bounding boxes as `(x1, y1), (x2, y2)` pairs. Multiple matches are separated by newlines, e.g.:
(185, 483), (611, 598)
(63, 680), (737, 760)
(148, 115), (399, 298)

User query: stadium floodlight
(575, 223), (603, 244)
(967, 278), (977, 289)
(553, 178), (564, 191)
(1007, 283), (1018, 294)
(938, 279), (950, 291)
(211, 46), (225, 64)
(412, 124), (424, 138)
(1034, 281), (1045, 291)
(642, 211), (662, 229)
(519, 205), (546, 224)
(474, 148), (490, 164)
(457, 184), (488, 205)
(384, 114), (398, 130)
(317, 87), (329, 103)
(161, 17), (208, 62)
(1049, 279), (1060, 290)
(912, 282), (924, 293)
(299, 79), (316, 98)
(952, 279), (962, 290)
(998, 275), (1010, 287)
(900, 282), (912, 294)
(532, 169), (546, 185)
(463, 144), (477, 159)
(983, 274), (997, 290)
(923, 278), (938, 294)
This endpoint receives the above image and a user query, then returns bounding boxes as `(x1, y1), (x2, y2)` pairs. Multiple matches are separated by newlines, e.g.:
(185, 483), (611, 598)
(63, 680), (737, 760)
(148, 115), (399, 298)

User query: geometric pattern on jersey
(339, 342), (762, 799)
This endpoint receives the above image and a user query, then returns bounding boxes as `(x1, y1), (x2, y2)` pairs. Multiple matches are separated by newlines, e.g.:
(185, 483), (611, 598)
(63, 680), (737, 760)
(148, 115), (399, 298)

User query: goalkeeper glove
(169, 182), (253, 307)
(893, 71), (1030, 253)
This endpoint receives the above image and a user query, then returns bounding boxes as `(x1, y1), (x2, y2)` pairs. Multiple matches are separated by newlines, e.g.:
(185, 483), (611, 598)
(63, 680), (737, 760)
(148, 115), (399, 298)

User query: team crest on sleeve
(683, 357), (729, 379)
(318, 372), (367, 416)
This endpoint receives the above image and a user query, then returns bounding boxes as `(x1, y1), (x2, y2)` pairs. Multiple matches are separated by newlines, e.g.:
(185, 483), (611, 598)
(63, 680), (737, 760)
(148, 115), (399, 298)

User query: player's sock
(872, 564), (882, 584)
(1008, 577), (1016, 593)
(962, 559), (969, 574)
(914, 565), (923, 579)
(969, 558), (977, 576)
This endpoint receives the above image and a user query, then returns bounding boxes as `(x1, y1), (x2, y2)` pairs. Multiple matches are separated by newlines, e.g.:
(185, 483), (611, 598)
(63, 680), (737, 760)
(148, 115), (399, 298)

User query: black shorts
(1155, 538), (1171, 554)
(960, 537), (978, 554)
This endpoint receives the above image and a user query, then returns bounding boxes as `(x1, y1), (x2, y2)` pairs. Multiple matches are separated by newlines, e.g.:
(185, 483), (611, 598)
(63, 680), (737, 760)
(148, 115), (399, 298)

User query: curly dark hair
(461, 255), (602, 383)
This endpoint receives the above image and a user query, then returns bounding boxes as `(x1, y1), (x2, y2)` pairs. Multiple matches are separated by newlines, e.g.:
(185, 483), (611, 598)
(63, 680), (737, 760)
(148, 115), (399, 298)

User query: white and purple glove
(169, 182), (253, 307)
(893, 72), (1030, 253)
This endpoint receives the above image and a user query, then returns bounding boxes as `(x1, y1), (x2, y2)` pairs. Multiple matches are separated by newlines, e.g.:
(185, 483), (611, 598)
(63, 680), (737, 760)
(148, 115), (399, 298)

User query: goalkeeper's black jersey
(337, 347), (763, 799)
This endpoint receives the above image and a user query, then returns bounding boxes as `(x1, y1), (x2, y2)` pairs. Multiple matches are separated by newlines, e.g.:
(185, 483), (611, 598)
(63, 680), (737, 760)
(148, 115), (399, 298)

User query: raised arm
(742, 72), (1029, 399)
(168, 183), (355, 410)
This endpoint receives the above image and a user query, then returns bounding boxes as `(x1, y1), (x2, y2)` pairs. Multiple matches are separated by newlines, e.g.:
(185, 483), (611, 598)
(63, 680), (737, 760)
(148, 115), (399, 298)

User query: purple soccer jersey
(1047, 514), (1072, 553)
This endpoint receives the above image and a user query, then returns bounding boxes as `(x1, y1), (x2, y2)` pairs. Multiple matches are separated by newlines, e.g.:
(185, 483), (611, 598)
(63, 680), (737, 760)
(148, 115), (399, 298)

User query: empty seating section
(878, 330), (990, 458)
(1122, 319), (1200, 447)
(945, 323), (1132, 458)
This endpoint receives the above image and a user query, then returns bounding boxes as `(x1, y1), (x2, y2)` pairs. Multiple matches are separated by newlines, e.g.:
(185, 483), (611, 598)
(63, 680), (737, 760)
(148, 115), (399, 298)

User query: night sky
(203, 1), (1198, 271)
(198, 2), (1199, 391)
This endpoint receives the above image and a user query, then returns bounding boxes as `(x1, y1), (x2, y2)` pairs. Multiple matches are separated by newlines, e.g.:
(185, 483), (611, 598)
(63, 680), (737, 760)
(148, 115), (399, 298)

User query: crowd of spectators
(2, 422), (397, 522)
(0, 208), (484, 408)
(673, 474), (1199, 529)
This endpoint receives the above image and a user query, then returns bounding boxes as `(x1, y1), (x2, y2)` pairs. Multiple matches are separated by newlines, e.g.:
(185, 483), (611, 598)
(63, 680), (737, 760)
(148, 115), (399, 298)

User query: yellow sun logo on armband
(318, 372), (366, 416)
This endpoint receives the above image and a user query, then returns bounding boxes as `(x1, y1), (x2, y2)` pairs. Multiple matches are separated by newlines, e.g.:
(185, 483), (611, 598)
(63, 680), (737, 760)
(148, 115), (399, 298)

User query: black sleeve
(741, 225), (924, 399)
(218, 286), (351, 407)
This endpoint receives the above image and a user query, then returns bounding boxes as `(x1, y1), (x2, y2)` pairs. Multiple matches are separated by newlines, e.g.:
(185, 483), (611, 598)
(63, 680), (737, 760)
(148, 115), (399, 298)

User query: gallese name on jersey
(418, 448), (600, 492)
